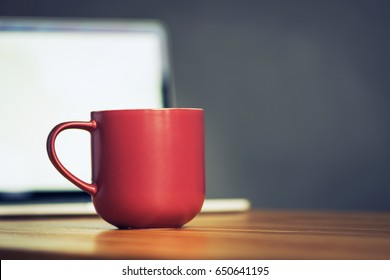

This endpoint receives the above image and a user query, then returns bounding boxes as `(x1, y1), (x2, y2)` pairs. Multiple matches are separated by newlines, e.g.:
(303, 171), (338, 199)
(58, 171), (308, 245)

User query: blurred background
(1, 0), (389, 211)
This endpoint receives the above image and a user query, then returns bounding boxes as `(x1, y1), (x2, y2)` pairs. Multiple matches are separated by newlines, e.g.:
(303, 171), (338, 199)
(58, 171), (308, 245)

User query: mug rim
(91, 108), (203, 114)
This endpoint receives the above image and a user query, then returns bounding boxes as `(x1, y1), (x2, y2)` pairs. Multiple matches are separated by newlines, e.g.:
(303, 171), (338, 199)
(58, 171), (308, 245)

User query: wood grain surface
(1, 210), (390, 259)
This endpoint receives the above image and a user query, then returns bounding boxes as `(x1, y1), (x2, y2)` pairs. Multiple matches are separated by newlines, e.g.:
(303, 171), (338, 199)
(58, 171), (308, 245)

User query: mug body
(90, 109), (205, 229)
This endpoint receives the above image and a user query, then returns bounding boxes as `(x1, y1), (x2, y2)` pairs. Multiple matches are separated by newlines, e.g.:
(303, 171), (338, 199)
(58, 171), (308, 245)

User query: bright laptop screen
(0, 18), (171, 192)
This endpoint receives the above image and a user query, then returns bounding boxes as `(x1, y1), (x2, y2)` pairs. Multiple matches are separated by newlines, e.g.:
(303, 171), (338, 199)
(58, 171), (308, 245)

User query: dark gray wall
(2, 0), (390, 211)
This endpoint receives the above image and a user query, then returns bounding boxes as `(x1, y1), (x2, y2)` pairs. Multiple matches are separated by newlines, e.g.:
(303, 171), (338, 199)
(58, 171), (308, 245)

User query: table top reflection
(0, 209), (390, 259)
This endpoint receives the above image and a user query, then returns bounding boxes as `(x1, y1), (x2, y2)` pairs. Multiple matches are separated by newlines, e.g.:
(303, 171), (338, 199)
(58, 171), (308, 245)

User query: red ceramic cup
(47, 109), (205, 229)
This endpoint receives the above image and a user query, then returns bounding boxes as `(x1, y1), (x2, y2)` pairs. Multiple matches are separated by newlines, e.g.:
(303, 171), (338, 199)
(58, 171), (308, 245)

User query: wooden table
(1, 210), (390, 259)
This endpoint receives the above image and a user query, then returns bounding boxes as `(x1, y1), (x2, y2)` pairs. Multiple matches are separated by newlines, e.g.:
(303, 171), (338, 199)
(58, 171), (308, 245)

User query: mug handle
(46, 120), (97, 196)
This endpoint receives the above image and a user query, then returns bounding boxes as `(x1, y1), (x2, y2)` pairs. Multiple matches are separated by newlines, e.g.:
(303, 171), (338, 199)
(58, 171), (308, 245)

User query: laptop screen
(0, 18), (173, 195)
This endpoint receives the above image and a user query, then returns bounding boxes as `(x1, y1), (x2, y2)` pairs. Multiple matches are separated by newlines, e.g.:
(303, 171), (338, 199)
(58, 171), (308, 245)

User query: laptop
(0, 17), (250, 216)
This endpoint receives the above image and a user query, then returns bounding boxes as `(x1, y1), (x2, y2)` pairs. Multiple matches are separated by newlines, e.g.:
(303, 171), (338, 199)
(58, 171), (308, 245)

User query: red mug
(47, 109), (205, 229)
